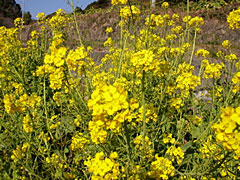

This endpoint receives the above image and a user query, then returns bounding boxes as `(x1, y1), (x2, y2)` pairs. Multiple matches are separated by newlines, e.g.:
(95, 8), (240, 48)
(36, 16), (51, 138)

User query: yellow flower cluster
(36, 12), (46, 22)
(66, 46), (88, 73)
(227, 7), (240, 30)
(134, 135), (154, 159)
(225, 53), (238, 62)
(120, 5), (140, 21)
(88, 82), (129, 144)
(166, 146), (184, 164)
(199, 135), (217, 159)
(48, 9), (70, 32)
(222, 40), (231, 49)
(171, 26), (183, 34)
(212, 107), (240, 157)
(161, 2), (169, 9)
(36, 37), (66, 90)
(46, 153), (65, 169)
(169, 97), (183, 109)
(3, 93), (41, 114)
(188, 16), (204, 31)
(145, 14), (164, 27)
(202, 60), (224, 79)
(148, 154), (175, 180)
(70, 133), (90, 151)
(163, 133), (176, 144)
(23, 114), (33, 133)
(49, 67), (65, 90)
(130, 49), (154, 71)
(111, 0), (127, 6)
(106, 27), (113, 34)
(84, 152), (120, 179)
(11, 143), (30, 163)
(88, 83), (128, 116)
(176, 63), (201, 97)
(188, 115), (202, 126)
(53, 92), (64, 106)
(195, 49), (210, 57)
(14, 17), (24, 28)
(104, 37), (114, 47)
(232, 72), (240, 93)
(44, 46), (67, 67)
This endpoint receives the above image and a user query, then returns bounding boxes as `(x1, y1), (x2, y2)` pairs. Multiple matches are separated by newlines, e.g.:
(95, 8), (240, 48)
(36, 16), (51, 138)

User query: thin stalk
(117, 37), (127, 78)
(187, 0), (190, 43)
(120, 16), (123, 48)
(210, 79), (216, 120)
(123, 123), (131, 178)
(43, 76), (54, 140)
(144, 0), (153, 49)
(141, 70), (147, 158)
(189, 30), (197, 65)
(70, 0), (83, 46)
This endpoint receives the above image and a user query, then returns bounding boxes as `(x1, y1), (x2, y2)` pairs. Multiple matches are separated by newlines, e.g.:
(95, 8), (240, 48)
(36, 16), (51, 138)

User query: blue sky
(16, 0), (96, 19)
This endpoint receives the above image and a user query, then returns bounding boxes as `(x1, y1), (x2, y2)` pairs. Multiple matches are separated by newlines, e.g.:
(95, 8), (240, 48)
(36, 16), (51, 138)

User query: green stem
(210, 79), (216, 120)
(189, 30), (197, 65)
(187, 0), (190, 43)
(70, 0), (83, 46)
(141, 70), (146, 157)
(117, 37), (127, 78)
(123, 123), (131, 178)
(43, 76), (54, 140)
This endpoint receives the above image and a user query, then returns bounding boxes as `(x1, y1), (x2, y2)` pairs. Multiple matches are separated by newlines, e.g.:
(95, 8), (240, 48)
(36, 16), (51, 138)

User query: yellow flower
(195, 49), (210, 57)
(222, 40), (231, 49)
(148, 155), (175, 179)
(36, 12), (46, 22)
(225, 53), (238, 62)
(169, 97), (183, 109)
(212, 106), (240, 156)
(106, 27), (113, 33)
(161, 2), (169, 8)
(189, 16), (204, 31)
(130, 49), (154, 70)
(120, 6), (140, 21)
(111, 0), (127, 6)
(227, 7), (240, 30)
(84, 152), (120, 179)
(203, 62), (224, 79)
(23, 114), (33, 133)
(166, 146), (184, 164)
(70, 133), (90, 151)
(14, 18), (23, 27)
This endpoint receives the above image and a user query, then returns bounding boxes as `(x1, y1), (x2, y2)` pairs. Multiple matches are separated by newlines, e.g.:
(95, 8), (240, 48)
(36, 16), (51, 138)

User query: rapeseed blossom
(227, 7), (240, 30)
(84, 152), (120, 179)
(23, 114), (33, 133)
(189, 16), (204, 31)
(130, 49), (154, 71)
(161, 2), (169, 9)
(120, 5), (140, 21)
(202, 60), (224, 79)
(70, 133), (90, 151)
(195, 49), (210, 57)
(88, 82), (129, 144)
(106, 27), (113, 33)
(148, 155), (175, 180)
(166, 146), (184, 164)
(212, 107), (240, 157)
(222, 40), (231, 49)
(111, 0), (127, 6)
(176, 63), (201, 97)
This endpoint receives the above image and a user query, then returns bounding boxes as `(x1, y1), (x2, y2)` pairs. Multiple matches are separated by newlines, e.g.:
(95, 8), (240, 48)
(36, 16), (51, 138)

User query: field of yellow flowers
(1, 0), (240, 179)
